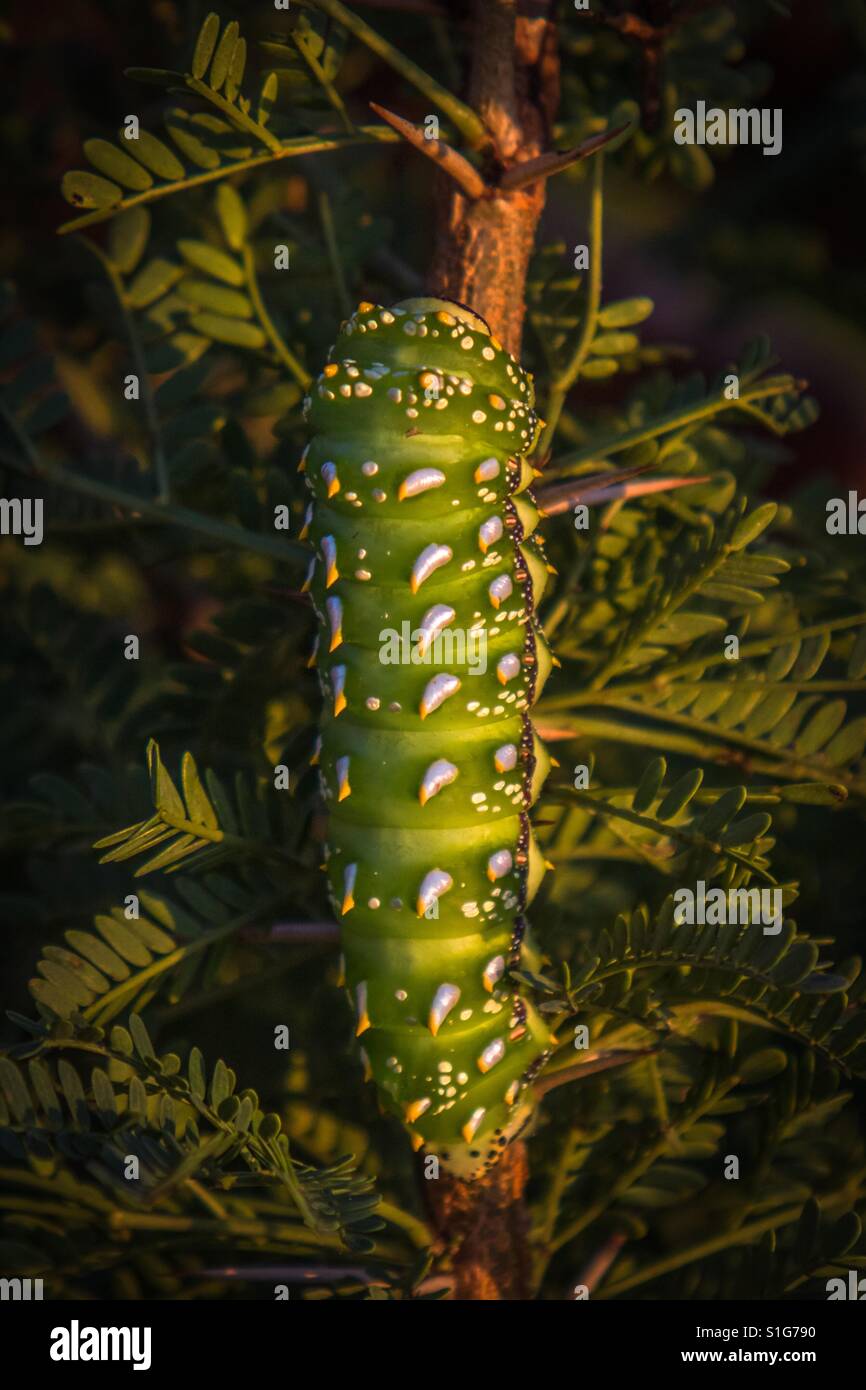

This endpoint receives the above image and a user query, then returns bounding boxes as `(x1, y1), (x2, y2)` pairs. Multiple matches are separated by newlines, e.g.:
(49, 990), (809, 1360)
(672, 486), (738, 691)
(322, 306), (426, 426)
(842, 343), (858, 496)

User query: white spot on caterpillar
(497, 653), (521, 685)
(477, 1039), (506, 1074)
(326, 596), (343, 651)
(419, 758), (459, 805)
(342, 863), (357, 917)
(474, 458), (500, 483)
(331, 664), (347, 716)
(321, 461), (340, 498)
(411, 543), (453, 593)
(417, 604), (456, 657)
(428, 982), (460, 1035)
(420, 672), (461, 718)
(321, 535), (339, 587)
(361, 460), (379, 476)
(487, 849), (513, 881)
(488, 574), (513, 609)
(461, 1107), (486, 1143)
(482, 955), (505, 991)
(416, 870), (453, 919)
(478, 517), (503, 553)
(398, 467), (447, 501)
(335, 755), (351, 802)
(405, 1097), (431, 1123)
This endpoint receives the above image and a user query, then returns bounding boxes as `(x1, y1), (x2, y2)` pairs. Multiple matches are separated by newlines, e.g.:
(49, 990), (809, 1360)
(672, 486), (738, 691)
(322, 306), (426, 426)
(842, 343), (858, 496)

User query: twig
(499, 126), (626, 191)
(538, 153), (605, 455)
(58, 128), (400, 234)
(534, 1048), (655, 1098)
(537, 467), (709, 517)
(569, 1232), (627, 1297)
(369, 102), (489, 200)
(241, 245), (312, 389)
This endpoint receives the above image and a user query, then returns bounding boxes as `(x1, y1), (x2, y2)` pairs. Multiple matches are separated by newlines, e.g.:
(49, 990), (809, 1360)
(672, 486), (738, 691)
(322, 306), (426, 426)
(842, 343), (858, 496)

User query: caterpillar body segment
(303, 298), (556, 1179)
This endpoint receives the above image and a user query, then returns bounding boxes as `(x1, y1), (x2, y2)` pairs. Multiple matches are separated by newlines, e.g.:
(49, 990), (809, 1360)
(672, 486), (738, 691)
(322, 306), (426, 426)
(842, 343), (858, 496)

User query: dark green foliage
(2, 1), (866, 1300)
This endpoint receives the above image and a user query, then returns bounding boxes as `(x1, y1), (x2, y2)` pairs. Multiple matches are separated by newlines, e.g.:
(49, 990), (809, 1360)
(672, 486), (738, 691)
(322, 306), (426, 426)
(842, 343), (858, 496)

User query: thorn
(369, 101), (489, 201)
(498, 126), (630, 193)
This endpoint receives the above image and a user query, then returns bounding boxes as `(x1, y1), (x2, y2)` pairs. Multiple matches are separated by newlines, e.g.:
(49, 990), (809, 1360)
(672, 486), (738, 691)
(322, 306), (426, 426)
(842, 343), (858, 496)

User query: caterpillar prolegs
(302, 297), (556, 1180)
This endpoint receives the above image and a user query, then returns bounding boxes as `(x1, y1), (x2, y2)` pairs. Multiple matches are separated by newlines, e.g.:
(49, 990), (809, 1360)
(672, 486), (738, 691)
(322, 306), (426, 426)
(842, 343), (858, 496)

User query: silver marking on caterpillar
(488, 574), (513, 609)
(326, 596), (343, 651)
(474, 457), (501, 483)
(477, 1038), (506, 1074)
(478, 516), (504, 553)
(497, 653), (521, 685)
(494, 743), (518, 773)
(420, 673), (461, 718)
(299, 502), (314, 540)
(482, 955), (506, 992)
(398, 467), (446, 501)
(417, 604), (456, 657)
(335, 755), (351, 802)
(416, 869), (454, 918)
(428, 982), (461, 1036)
(461, 1106), (486, 1143)
(331, 664), (347, 716)
(419, 759), (459, 806)
(411, 543), (453, 593)
(405, 1097), (432, 1123)
(355, 977), (370, 1034)
(341, 862), (357, 916)
(321, 461), (340, 498)
(487, 849), (513, 882)
(321, 535), (339, 588)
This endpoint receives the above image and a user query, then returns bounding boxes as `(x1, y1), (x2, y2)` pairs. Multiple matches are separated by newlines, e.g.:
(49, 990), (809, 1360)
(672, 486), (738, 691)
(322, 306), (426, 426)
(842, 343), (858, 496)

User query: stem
(78, 239), (170, 502)
(242, 245), (312, 388)
(552, 376), (800, 474)
(318, 191), (353, 319)
(0, 441), (308, 564)
(58, 128), (400, 234)
(539, 153), (604, 455)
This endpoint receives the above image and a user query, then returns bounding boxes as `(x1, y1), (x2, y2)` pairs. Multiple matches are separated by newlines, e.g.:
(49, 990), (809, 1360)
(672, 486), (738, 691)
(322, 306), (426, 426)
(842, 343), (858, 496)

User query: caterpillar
(302, 297), (556, 1181)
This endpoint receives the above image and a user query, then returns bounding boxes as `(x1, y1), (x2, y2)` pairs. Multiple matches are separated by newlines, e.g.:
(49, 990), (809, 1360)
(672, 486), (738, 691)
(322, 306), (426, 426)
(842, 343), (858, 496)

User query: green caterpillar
(302, 297), (556, 1180)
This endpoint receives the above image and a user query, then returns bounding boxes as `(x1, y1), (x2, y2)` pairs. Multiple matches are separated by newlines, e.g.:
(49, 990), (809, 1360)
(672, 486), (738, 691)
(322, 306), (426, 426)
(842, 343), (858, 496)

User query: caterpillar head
(392, 297), (492, 338)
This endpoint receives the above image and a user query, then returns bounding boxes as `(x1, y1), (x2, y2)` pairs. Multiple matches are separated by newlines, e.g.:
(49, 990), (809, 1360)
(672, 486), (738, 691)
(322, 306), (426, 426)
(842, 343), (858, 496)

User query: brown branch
(569, 1232), (627, 1297)
(369, 102), (489, 199)
(498, 125), (628, 191)
(534, 1048), (657, 1099)
(537, 469), (711, 517)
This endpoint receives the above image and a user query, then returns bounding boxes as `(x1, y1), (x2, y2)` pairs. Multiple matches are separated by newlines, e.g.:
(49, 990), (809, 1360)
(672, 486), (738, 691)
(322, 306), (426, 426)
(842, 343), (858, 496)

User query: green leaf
(126, 258), (183, 310)
(177, 239), (244, 287)
(181, 752), (219, 829)
(108, 208), (151, 275)
(129, 1013), (158, 1063)
(847, 624), (866, 681)
(729, 503), (777, 551)
(632, 756), (666, 813)
(597, 297), (653, 329)
(210, 21), (240, 93)
(192, 12), (221, 81)
(657, 769), (703, 820)
(123, 129), (185, 181)
(216, 184), (247, 251)
(83, 139), (153, 192)
(177, 279), (253, 318)
(189, 313), (267, 348)
(580, 357), (619, 380)
(61, 170), (122, 211)
(147, 741), (186, 821)
(794, 701), (846, 756)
